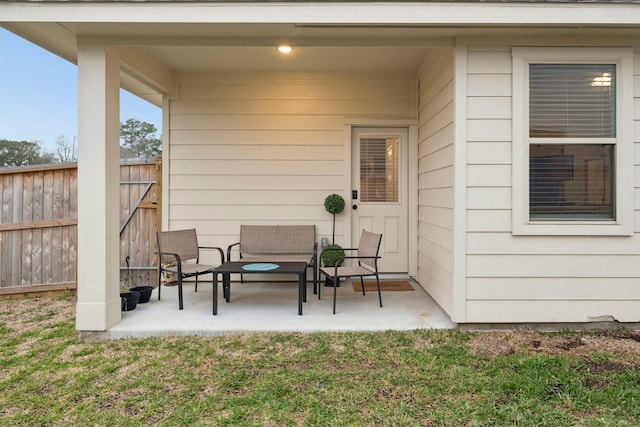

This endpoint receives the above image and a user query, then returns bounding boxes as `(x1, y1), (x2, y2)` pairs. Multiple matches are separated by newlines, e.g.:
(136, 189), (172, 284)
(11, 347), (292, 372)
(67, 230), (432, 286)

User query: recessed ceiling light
(278, 45), (292, 54)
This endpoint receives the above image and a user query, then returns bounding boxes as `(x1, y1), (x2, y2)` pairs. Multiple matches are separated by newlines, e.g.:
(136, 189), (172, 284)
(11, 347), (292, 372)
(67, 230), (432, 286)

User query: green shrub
(321, 244), (345, 267)
(324, 194), (345, 215)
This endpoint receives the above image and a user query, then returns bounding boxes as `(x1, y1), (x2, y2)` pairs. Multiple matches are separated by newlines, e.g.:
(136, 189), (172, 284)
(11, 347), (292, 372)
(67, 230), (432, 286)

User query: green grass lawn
(1, 294), (639, 426)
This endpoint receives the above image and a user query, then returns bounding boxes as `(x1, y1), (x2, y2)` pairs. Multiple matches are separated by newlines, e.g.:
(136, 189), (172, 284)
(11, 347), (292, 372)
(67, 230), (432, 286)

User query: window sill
(513, 222), (632, 236)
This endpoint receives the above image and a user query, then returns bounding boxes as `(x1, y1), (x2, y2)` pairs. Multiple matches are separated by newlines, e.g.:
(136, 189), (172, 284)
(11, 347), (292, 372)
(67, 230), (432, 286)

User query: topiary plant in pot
(321, 243), (345, 287)
(322, 193), (346, 286)
(324, 193), (345, 244)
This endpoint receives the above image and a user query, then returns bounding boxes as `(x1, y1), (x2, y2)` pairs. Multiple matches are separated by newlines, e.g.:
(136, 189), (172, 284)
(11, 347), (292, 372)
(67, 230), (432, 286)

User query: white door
(351, 127), (408, 273)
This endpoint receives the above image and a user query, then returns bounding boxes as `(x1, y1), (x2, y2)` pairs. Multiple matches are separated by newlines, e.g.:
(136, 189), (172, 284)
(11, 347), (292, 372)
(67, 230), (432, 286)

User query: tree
(54, 135), (77, 163)
(119, 118), (162, 159)
(0, 139), (55, 167)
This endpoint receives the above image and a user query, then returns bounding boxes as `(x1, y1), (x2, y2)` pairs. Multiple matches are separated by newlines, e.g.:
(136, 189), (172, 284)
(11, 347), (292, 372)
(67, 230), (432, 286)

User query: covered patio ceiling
(5, 18), (638, 107)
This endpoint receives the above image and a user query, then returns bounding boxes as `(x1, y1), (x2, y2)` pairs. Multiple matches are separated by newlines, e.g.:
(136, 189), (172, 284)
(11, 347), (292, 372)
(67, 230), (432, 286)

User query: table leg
(303, 273), (307, 303)
(212, 272), (218, 315)
(224, 272), (230, 302)
(298, 272), (304, 315)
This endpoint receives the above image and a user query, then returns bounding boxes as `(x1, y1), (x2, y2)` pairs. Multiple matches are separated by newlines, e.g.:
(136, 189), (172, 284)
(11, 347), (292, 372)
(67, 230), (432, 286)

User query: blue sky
(0, 27), (162, 152)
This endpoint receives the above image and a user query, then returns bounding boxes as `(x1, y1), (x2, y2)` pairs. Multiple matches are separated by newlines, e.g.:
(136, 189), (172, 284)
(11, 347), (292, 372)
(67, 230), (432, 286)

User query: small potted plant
(321, 243), (345, 287)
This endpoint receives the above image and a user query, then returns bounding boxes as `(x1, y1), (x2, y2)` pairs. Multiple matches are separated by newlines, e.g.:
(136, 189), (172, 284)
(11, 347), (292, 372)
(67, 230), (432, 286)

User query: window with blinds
(530, 144), (614, 219)
(360, 137), (399, 203)
(528, 63), (616, 220)
(530, 64), (616, 138)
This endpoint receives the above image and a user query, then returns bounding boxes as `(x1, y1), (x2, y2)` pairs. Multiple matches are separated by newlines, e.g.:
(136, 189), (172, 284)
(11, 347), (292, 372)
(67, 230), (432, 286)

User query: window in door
(360, 137), (399, 203)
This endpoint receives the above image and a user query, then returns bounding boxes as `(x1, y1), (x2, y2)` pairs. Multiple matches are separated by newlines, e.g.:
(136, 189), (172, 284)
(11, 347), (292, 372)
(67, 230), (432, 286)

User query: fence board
(119, 160), (159, 288)
(21, 173), (33, 286)
(51, 170), (62, 282)
(32, 171), (44, 285)
(0, 159), (160, 294)
(66, 167), (78, 285)
(42, 170), (53, 283)
(0, 177), (11, 287)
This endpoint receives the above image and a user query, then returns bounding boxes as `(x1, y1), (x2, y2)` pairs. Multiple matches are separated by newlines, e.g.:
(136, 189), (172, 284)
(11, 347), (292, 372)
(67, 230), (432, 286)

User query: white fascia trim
(2, 3), (640, 25)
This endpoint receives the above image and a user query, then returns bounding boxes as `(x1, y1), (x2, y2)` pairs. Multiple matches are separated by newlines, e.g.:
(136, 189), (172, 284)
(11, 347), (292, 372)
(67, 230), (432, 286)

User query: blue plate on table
(241, 263), (279, 271)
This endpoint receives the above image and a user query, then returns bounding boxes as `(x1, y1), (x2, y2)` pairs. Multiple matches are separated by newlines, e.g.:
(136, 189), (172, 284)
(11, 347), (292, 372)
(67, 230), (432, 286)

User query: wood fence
(0, 158), (161, 297)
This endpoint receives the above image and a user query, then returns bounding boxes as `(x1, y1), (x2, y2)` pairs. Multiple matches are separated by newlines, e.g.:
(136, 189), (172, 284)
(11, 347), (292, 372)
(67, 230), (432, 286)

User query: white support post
(75, 39), (122, 331)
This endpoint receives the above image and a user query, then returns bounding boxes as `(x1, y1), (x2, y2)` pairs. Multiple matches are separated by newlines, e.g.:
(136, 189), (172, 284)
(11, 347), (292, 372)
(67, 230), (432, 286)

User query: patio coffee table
(212, 261), (308, 315)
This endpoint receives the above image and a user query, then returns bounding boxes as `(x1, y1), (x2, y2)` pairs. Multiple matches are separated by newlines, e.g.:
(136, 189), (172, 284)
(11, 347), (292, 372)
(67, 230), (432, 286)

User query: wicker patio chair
(318, 230), (383, 314)
(156, 228), (224, 310)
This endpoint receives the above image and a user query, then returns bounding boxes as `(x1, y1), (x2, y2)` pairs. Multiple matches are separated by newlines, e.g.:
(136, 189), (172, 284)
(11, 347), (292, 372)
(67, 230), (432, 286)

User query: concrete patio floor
(103, 276), (455, 340)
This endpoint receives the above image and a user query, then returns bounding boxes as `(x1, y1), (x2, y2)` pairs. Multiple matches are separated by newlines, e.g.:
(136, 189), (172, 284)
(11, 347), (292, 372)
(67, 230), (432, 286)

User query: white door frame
(343, 119), (418, 278)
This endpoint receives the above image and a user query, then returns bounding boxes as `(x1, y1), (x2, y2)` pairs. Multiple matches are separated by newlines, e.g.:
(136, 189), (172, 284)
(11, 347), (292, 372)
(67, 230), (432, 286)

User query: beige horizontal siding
(467, 97), (511, 119)
(466, 187), (511, 210)
(170, 129), (342, 146)
(170, 114), (346, 130)
(419, 187), (454, 209)
(416, 48), (456, 317)
(467, 278), (640, 300)
(178, 81), (412, 101)
(171, 99), (411, 116)
(419, 165), (454, 189)
(419, 205), (454, 230)
(467, 142), (511, 164)
(468, 254), (640, 278)
(170, 144), (343, 161)
(170, 189), (329, 205)
(466, 211), (512, 233)
(169, 174), (343, 191)
(417, 253), (454, 315)
(169, 219), (338, 239)
(419, 222), (454, 252)
(467, 74), (511, 97)
(467, 164), (511, 187)
(170, 159), (343, 175)
(467, 232), (640, 255)
(168, 71), (414, 246)
(463, 44), (640, 323)
(467, 119), (511, 142)
(466, 300), (639, 323)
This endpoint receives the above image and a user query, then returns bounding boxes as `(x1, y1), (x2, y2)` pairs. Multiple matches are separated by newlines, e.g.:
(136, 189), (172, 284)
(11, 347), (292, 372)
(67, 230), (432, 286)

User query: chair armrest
(199, 246), (225, 264)
(341, 255), (380, 260)
(319, 247), (357, 258)
(342, 255), (380, 269)
(227, 242), (240, 262)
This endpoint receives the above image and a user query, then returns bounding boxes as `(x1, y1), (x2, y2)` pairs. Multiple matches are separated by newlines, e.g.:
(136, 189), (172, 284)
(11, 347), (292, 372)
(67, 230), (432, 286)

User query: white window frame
(512, 47), (634, 236)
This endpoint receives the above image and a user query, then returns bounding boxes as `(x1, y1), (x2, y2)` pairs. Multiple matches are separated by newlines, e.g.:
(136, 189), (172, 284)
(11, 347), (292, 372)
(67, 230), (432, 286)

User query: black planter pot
(130, 286), (153, 303)
(120, 291), (141, 312)
(324, 277), (341, 287)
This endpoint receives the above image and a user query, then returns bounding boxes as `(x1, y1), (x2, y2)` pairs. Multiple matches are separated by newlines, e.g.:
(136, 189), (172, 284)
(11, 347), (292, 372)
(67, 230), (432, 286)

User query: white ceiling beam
(119, 46), (174, 95)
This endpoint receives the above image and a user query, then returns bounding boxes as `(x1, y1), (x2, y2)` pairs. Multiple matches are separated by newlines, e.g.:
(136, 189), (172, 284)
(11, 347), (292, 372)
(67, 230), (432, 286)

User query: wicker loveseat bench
(226, 225), (318, 294)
